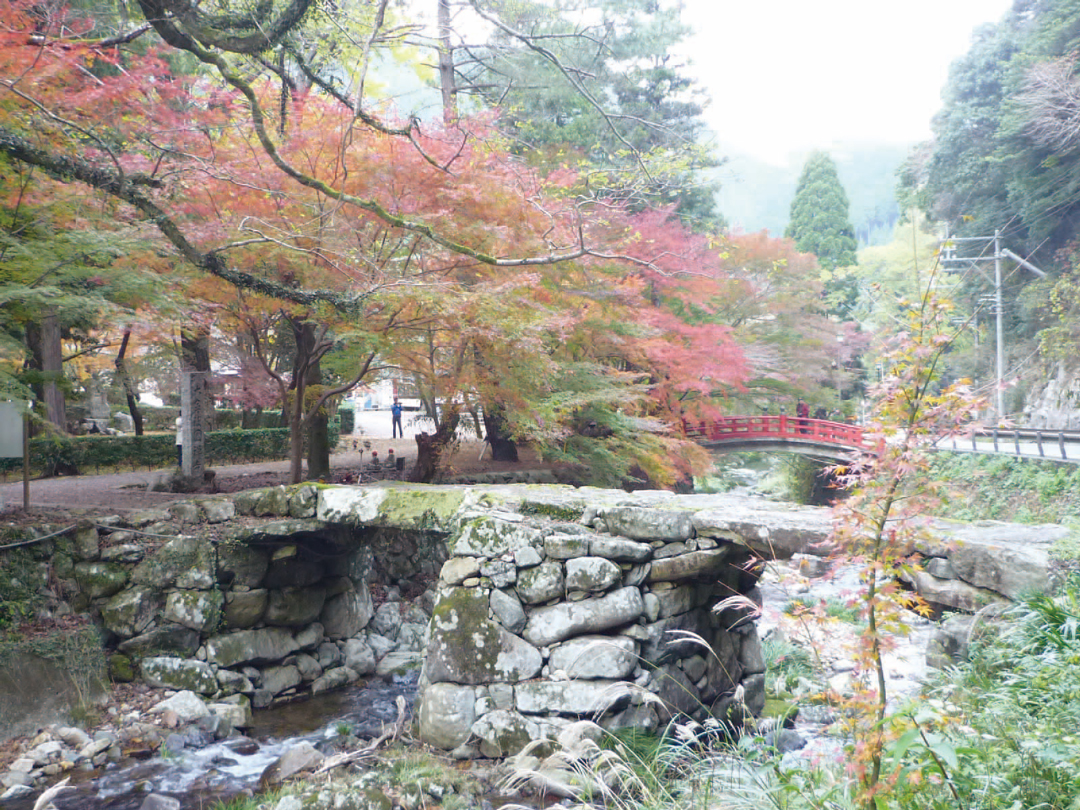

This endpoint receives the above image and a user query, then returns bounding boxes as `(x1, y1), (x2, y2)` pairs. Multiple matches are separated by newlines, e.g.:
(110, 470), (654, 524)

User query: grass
(208, 788), (283, 810)
(929, 452), (1080, 524)
(205, 746), (485, 810)
(782, 595), (863, 625)
(894, 578), (1080, 809)
(761, 636), (814, 697)
(384, 749), (476, 796)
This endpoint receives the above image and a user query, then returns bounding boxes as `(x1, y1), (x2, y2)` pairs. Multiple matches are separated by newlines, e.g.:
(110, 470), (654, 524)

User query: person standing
(391, 397), (404, 439)
(796, 399), (809, 434)
(175, 414), (184, 466)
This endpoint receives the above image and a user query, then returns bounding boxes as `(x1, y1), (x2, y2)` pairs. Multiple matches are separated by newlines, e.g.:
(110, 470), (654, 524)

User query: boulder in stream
(260, 741), (325, 787)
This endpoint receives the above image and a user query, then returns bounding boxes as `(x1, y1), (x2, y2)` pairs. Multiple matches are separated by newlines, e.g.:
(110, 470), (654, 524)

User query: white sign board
(0, 401), (24, 459)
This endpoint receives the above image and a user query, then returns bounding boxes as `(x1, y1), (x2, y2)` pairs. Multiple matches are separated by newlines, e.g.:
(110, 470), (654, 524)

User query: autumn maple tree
(830, 287), (983, 806)
(0, 0), (847, 487)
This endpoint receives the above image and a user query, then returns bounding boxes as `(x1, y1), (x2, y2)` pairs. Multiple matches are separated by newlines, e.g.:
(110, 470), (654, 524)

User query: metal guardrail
(943, 427), (1080, 462)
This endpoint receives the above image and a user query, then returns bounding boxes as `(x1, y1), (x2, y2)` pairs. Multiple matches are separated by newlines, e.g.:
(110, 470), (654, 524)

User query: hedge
(0, 420), (340, 476)
(135, 406), (285, 432)
(339, 407), (354, 435)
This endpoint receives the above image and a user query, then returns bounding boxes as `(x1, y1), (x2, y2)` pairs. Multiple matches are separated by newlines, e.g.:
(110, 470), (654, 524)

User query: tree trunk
(241, 406), (261, 430)
(437, 0), (457, 122)
(288, 392), (305, 484)
(26, 310), (66, 435)
(408, 408), (459, 483)
(294, 321), (331, 481)
(286, 319), (310, 484)
(483, 406), (518, 462)
(307, 408), (330, 480)
(115, 329), (144, 435)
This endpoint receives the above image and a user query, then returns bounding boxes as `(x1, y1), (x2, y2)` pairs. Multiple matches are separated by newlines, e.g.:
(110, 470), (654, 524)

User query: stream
(5, 672), (420, 810)
(758, 562), (936, 768)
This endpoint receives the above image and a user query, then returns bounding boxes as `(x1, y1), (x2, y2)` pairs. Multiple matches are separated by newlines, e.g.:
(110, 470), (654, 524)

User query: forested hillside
(901, 0), (1080, 422)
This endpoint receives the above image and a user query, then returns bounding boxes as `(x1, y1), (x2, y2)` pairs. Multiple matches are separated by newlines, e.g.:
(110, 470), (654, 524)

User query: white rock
(147, 690), (210, 722)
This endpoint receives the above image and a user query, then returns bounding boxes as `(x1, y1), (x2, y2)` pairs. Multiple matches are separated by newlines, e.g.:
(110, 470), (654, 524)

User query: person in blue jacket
(391, 397), (404, 439)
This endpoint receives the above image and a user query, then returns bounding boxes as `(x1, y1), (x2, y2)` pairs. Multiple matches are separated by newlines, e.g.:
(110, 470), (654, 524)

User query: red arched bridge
(683, 416), (867, 462)
(685, 417), (1080, 465)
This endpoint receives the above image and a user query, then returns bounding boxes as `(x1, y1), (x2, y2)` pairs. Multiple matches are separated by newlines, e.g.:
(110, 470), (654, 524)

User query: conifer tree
(785, 151), (859, 316)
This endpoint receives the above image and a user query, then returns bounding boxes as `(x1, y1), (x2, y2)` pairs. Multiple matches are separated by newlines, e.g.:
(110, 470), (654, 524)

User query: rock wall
(36, 484), (447, 731)
(681, 494), (1065, 612)
(1024, 359), (1080, 429)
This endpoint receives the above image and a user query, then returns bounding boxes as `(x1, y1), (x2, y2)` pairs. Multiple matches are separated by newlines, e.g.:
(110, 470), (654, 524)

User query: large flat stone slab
(515, 680), (634, 715)
(523, 587), (644, 647)
(917, 520), (1065, 601)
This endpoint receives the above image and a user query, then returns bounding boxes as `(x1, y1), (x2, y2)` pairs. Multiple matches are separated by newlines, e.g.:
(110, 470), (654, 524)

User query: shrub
(782, 595), (863, 625)
(0, 429), (292, 475)
(895, 580), (1080, 809)
(761, 636), (813, 696)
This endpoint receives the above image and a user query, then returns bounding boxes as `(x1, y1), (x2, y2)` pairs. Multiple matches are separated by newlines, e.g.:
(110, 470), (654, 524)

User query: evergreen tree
(785, 150), (859, 316)
(456, 0), (722, 230)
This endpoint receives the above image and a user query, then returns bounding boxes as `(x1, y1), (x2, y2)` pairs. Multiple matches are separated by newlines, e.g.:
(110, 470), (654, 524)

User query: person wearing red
(796, 399), (809, 434)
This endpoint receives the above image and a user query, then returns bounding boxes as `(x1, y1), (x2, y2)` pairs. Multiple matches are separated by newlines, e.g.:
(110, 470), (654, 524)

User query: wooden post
(22, 409), (29, 510)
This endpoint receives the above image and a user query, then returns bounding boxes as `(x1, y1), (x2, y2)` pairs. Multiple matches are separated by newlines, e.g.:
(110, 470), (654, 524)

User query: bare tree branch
(1018, 53), (1080, 153)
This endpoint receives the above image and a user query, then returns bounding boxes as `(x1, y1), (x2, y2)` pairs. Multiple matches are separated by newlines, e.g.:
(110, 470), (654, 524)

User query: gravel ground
(0, 408), (543, 514)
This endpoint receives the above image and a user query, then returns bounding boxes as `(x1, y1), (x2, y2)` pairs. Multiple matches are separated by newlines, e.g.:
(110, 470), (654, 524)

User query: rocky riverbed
(0, 615), (434, 809)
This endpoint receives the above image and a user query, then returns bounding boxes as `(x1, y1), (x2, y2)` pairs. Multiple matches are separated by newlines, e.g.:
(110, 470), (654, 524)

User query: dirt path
(0, 436), (552, 514)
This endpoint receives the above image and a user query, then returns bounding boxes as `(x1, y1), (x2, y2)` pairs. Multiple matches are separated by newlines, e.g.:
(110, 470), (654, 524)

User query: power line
(940, 228), (1046, 423)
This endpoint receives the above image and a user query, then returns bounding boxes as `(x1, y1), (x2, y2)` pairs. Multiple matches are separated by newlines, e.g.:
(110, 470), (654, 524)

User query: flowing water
(7, 672), (420, 810)
(758, 562), (936, 768)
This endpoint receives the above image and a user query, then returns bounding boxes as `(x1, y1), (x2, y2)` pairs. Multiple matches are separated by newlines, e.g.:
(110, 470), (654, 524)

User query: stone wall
(21, 484), (779, 756)
(45, 484), (447, 725)
(673, 493), (1066, 612)
(415, 506), (767, 758)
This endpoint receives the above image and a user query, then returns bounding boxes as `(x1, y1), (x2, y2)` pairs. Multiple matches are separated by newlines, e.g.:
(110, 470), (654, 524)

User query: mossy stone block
(74, 562), (130, 599)
(109, 654), (135, 683)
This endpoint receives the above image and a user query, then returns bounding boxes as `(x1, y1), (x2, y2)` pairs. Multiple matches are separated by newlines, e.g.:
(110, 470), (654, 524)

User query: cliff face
(1024, 361), (1080, 429)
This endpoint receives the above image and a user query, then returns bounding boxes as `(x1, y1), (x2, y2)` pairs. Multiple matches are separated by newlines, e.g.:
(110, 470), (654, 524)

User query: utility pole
(941, 228), (1045, 424)
(994, 230), (1005, 424)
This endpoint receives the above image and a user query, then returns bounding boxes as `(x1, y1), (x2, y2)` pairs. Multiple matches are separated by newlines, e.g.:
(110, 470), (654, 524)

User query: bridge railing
(682, 415), (866, 449)
(685, 416), (1080, 463)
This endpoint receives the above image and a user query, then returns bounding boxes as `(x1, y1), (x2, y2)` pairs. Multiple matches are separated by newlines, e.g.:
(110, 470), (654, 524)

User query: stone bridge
(1, 482), (1065, 756)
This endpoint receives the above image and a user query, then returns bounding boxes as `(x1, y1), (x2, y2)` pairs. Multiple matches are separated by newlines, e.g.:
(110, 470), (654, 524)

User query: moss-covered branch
(135, 0), (314, 54)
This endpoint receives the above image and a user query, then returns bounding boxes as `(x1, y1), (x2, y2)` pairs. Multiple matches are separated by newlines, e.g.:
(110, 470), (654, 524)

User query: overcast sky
(679, 0), (1015, 163)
